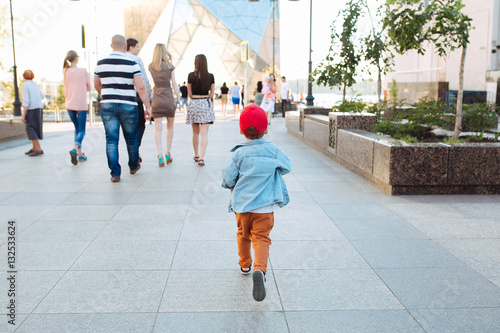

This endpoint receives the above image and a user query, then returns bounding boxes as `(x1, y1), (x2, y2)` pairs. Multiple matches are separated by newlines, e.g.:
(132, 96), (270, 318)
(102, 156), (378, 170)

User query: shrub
(374, 120), (428, 138)
(332, 100), (367, 113)
(461, 103), (498, 133)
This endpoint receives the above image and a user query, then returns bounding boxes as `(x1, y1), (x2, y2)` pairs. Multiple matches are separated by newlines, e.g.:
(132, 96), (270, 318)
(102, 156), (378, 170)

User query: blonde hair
(63, 50), (78, 70)
(151, 43), (173, 72)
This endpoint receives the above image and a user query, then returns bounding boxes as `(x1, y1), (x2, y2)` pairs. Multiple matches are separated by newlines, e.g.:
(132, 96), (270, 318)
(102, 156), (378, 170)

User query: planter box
(286, 112), (500, 195)
(0, 118), (25, 142)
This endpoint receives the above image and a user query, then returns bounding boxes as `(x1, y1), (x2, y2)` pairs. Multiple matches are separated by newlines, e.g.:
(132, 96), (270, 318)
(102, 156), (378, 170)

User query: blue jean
(100, 103), (139, 177)
(67, 110), (87, 148)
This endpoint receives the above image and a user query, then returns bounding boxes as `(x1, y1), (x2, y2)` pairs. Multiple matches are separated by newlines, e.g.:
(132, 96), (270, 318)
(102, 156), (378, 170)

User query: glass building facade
(124, 0), (280, 92)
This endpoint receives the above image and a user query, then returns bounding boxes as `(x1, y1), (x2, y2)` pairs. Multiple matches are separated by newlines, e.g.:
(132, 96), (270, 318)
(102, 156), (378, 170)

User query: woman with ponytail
(63, 50), (90, 165)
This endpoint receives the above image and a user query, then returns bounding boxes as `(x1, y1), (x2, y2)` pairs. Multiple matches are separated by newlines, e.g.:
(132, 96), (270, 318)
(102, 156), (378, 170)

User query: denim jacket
(221, 139), (291, 213)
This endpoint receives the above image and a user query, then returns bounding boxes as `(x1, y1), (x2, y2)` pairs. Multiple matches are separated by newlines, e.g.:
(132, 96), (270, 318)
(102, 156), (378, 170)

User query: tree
(383, 0), (472, 139)
(56, 84), (65, 111)
(312, 0), (363, 102)
(362, 0), (393, 111)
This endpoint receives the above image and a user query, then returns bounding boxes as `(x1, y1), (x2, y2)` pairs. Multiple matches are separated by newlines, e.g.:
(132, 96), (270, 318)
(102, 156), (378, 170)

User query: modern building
(124, 0), (280, 97)
(384, 0), (500, 105)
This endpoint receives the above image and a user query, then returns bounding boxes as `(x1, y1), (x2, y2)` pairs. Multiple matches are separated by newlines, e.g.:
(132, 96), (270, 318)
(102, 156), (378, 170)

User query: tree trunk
(452, 46), (467, 139)
(342, 82), (346, 102)
(377, 68), (382, 112)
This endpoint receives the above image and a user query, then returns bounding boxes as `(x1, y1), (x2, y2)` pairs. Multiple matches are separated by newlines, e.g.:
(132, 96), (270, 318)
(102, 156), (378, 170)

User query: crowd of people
(19, 34), (293, 302)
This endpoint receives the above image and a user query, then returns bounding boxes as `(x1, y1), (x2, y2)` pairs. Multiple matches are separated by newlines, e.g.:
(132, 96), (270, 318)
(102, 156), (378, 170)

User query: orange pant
(235, 212), (274, 275)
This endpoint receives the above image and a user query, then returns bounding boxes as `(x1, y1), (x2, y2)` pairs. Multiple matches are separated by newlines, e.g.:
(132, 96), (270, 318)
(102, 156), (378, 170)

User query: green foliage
(443, 136), (469, 144)
(494, 132), (500, 141)
(56, 84), (65, 110)
(461, 103), (498, 133)
(410, 97), (453, 128)
(388, 79), (399, 107)
(394, 134), (418, 143)
(312, 0), (363, 101)
(332, 100), (367, 113)
(374, 120), (428, 139)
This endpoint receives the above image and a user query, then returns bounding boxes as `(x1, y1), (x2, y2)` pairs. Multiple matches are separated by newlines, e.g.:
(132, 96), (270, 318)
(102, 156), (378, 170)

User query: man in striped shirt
(94, 34), (152, 183)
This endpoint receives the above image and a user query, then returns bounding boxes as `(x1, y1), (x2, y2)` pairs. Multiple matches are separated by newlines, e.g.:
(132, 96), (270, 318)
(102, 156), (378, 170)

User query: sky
(1, 0), (375, 86)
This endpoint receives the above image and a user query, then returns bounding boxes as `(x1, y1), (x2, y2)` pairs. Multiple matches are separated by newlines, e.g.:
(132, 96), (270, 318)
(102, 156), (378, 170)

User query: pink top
(261, 81), (275, 99)
(64, 67), (90, 111)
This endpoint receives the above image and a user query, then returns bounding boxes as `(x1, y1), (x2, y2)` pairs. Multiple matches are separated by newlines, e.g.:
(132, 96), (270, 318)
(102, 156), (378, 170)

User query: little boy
(221, 104), (291, 302)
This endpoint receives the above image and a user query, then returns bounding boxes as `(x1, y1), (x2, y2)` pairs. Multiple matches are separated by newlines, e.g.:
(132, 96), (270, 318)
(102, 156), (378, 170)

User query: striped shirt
(94, 51), (141, 105)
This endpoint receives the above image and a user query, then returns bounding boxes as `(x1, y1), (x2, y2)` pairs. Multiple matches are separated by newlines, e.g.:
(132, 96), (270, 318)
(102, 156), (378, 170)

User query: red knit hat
(240, 104), (268, 134)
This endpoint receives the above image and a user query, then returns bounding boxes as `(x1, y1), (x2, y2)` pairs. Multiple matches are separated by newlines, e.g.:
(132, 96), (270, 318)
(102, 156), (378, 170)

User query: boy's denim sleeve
(276, 148), (292, 175)
(221, 155), (239, 189)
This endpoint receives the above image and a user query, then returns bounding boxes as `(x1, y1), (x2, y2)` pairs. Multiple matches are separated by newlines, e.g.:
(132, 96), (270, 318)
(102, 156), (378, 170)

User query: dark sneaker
(69, 149), (78, 165)
(25, 149), (34, 155)
(252, 269), (266, 302)
(29, 150), (44, 157)
(111, 176), (120, 183)
(240, 265), (252, 275)
(130, 163), (141, 175)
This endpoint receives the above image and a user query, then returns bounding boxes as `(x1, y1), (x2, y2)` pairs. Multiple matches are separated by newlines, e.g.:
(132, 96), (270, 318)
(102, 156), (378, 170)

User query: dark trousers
(136, 94), (145, 147)
(281, 100), (290, 117)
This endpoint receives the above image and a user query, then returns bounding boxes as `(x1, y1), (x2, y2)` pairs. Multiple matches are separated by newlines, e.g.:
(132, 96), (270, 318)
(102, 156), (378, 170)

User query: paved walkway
(1, 105), (499, 332)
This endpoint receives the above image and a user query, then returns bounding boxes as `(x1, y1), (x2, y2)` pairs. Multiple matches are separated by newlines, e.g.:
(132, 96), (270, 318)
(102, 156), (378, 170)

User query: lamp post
(9, 0), (22, 116)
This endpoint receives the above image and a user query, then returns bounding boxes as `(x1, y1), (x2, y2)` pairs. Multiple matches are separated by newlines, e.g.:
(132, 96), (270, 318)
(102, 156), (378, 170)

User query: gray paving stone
(275, 203), (330, 220)
(159, 269), (282, 312)
(171, 240), (239, 269)
(16, 313), (156, 333)
(62, 191), (134, 205)
(448, 202), (500, 219)
(180, 220), (237, 240)
(301, 181), (359, 193)
(0, 192), (75, 206)
(70, 240), (178, 270)
(126, 191), (192, 205)
(286, 310), (424, 333)
(39, 204), (122, 221)
(113, 204), (189, 221)
(384, 203), (470, 219)
(321, 203), (400, 220)
(0, 205), (56, 231)
(1, 241), (89, 270)
(270, 240), (370, 269)
(0, 314), (28, 332)
(309, 190), (380, 204)
(185, 204), (234, 220)
(273, 269), (404, 311)
(407, 218), (500, 239)
(154, 312), (289, 332)
(351, 239), (465, 268)
(376, 267), (500, 309)
(409, 308), (500, 333)
(18, 220), (107, 242)
(0, 271), (64, 314)
(137, 180), (196, 192)
(333, 217), (428, 240)
(272, 219), (346, 241)
(95, 219), (183, 241)
(34, 270), (168, 313)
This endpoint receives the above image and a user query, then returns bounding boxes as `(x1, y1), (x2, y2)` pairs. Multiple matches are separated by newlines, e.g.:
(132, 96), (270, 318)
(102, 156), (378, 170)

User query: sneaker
(78, 154), (87, 161)
(130, 163), (141, 175)
(252, 269), (266, 302)
(111, 176), (120, 183)
(28, 150), (44, 157)
(69, 149), (78, 165)
(240, 265), (252, 275)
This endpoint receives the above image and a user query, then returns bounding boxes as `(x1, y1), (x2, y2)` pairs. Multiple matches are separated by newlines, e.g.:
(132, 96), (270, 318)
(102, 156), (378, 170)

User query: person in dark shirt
(220, 82), (229, 117)
(179, 82), (188, 114)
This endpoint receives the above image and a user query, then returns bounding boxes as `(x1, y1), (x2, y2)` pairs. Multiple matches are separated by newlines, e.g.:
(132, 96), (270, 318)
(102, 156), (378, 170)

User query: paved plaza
(0, 106), (500, 332)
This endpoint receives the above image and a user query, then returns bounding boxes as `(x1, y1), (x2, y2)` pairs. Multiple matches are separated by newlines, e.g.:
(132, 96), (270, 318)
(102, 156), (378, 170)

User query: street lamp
(289, 0), (313, 106)
(9, 0), (22, 116)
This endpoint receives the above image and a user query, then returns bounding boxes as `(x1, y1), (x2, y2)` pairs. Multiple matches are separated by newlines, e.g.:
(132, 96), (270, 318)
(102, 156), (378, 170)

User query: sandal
(69, 149), (78, 165)
(193, 156), (200, 162)
(165, 151), (173, 164)
(158, 154), (165, 167)
(198, 158), (205, 166)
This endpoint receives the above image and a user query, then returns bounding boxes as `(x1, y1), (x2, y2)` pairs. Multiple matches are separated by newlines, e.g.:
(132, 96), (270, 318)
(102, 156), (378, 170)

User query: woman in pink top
(259, 74), (276, 125)
(63, 50), (90, 165)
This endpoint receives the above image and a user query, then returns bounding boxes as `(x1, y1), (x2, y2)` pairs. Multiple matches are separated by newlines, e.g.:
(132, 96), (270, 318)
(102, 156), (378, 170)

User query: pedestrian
(179, 81), (188, 115)
(126, 38), (152, 162)
(260, 75), (276, 125)
(63, 50), (91, 165)
(229, 81), (241, 116)
(148, 43), (180, 167)
(241, 85), (245, 107)
(220, 82), (229, 117)
(186, 54), (215, 166)
(254, 81), (263, 106)
(94, 34), (151, 183)
(280, 76), (291, 117)
(221, 104), (291, 302)
(21, 70), (45, 157)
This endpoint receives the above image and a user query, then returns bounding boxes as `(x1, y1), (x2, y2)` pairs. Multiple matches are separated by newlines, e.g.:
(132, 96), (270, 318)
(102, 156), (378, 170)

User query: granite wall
(0, 118), (26, 142)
